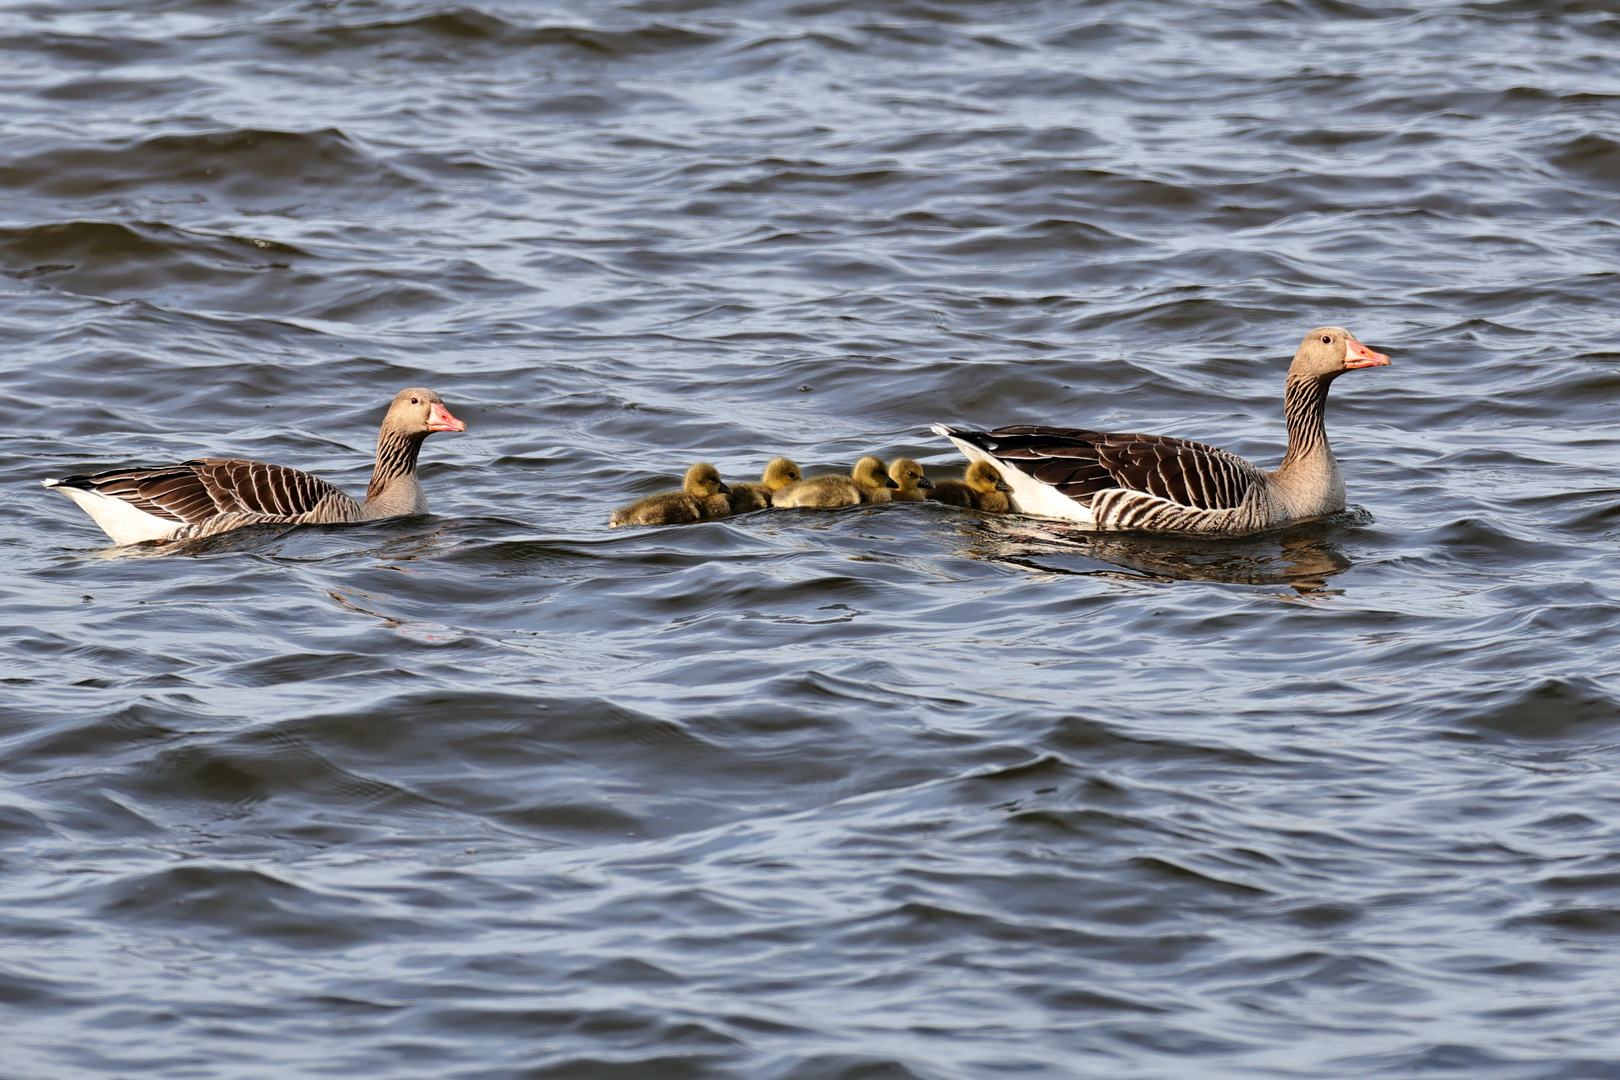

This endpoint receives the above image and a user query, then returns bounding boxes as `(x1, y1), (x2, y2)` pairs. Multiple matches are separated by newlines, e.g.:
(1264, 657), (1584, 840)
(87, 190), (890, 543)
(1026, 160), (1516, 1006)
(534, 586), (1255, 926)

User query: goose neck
(366, 427), (425, 504)
(1277, 373), (1333, 475)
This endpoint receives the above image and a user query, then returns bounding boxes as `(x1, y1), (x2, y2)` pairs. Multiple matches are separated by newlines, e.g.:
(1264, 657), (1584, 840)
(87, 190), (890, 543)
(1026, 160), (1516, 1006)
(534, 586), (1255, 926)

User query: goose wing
(958, 425), (1264, 511)
(54, 458), (348, 523)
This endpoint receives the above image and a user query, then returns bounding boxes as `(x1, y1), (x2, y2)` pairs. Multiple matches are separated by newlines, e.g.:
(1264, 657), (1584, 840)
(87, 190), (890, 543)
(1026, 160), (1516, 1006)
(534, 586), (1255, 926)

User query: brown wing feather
(56, 458), (349, 523)
(190, 458), (347, 516)
(967, 425), (1263, 511)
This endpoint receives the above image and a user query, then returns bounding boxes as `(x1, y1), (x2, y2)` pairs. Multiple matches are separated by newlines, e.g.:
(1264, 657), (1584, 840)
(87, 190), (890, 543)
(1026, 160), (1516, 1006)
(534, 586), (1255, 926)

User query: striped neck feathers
(1277, 372), (1334, 474)
(366, 427), (427, 503)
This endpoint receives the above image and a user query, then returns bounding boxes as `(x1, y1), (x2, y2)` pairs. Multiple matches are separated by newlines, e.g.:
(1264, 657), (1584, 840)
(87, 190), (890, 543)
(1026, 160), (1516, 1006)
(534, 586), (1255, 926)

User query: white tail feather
(43, 481), (179, 545)
(932, 427), (1095, 525)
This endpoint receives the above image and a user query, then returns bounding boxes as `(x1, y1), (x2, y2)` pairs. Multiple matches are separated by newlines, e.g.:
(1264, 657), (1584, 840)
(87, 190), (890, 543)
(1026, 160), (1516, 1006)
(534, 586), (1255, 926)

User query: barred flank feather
(53, 459), (360, 525)
(978, 426), (1264, 513)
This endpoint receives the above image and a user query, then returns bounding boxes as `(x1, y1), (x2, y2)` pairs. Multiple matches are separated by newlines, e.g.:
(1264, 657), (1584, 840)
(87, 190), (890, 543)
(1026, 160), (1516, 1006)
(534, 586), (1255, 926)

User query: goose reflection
(956, 513), (1361, 596)
(89, 519), (469, 560)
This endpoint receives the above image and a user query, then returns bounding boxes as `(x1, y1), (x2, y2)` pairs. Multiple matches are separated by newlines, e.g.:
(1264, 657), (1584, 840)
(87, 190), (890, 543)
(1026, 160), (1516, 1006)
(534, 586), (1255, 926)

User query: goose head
(1290, 327), (1389, 381)
(384, 388), (466, 437)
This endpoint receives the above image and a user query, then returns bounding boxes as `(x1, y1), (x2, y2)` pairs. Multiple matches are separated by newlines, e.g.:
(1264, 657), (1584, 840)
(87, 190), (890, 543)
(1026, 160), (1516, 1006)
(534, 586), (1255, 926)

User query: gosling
(887, 458), (934, 502)
(772, 455), (898, 508)
(610, 463), (732, 526)
(728, 457), (802, 514)
(927, 460), (1013, 513)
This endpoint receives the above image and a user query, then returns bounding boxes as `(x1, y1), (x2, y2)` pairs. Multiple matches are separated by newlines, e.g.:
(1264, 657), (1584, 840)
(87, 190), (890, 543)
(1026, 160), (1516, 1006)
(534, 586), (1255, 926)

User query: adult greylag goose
(728, 457), (801, 514)
(928, 461), (1013, 513)
(610, 463), (732, 527)
(42, 388), (467, 545)
(772, 455), (898, 509)
(933, 327), (1389, 534)
(887, 458), (935, 502)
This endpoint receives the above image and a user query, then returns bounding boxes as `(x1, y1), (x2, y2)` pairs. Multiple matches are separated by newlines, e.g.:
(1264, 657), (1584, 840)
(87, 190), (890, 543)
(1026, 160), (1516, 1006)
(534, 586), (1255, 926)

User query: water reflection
(83, 519), (471, 561)
(85, 520), (298, 559)
(957, 513), (1362, 596)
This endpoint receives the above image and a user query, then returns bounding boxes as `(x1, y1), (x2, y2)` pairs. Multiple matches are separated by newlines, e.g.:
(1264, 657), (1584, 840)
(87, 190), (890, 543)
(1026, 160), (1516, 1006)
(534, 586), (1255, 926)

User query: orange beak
(1344, 337), (1390, 369)
(427, 401), (467, 432)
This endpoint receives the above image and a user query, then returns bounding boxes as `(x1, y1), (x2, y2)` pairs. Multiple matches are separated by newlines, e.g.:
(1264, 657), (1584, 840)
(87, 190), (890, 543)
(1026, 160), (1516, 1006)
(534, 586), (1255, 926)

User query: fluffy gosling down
(928, 460), (1014, 513)
(772, 456), (898, 509)
(728, 457), (802, 514)
(887, 458), (934, 502)
(610, 463), (732, 527)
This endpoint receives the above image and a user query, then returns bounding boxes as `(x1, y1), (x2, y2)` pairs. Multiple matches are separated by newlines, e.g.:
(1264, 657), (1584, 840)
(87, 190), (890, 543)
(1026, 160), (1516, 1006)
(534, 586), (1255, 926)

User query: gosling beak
(1343, 338), (1390, 370)
(995, 479), (1013, 491)
(427, 401), (467, 432)
(717, 482), (732, 494)
(885, 478), (899, 488)
(918, 477), (934, 489)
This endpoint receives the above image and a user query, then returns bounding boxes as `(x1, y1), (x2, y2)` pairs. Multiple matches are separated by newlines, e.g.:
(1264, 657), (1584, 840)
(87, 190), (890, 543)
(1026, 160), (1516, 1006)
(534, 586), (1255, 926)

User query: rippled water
(4, 1), (1620, 1076)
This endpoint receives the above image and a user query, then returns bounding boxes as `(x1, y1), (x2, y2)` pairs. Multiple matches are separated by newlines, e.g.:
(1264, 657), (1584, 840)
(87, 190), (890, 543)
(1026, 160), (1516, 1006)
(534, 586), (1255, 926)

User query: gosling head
(683, 462), (730, 498)
(966, 461), (1012, 492)
(888, 458), (933, 493)
(853, 456), (899, 489)
(761, 457), (801, 491)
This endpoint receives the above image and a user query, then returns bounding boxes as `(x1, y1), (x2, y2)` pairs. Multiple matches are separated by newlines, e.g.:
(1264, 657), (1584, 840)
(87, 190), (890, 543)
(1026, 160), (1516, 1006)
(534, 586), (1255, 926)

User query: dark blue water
(4, 2), (1620, 1077)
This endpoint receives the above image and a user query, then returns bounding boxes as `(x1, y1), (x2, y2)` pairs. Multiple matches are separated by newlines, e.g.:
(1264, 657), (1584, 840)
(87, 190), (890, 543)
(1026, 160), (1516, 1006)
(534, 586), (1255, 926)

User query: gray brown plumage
(928, 461), (1013, 513)
(610, 463), (732, 527)
(934, 327), (1389, 533)
(42, 388), (467, 545)
(728, 457), (801, 513)
(887, 458), (935, 502)
(771, 456), (899, 509)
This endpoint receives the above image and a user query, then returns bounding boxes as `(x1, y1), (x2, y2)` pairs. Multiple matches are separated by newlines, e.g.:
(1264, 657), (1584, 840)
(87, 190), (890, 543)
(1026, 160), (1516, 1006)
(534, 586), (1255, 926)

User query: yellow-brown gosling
(728, 457), (802, 513)
(851, 456), (901, 504)
(610, 463), (732, 527)
(887, 458), (934, 502)
(772, 455), (899, 508)
(927, 460), (1013, 513)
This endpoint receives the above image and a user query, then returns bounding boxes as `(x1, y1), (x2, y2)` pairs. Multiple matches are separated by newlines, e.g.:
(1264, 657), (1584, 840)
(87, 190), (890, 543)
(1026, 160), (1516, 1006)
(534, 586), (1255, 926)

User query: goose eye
(1321, 335), (1331, 344)
(410, 396), (420, 404)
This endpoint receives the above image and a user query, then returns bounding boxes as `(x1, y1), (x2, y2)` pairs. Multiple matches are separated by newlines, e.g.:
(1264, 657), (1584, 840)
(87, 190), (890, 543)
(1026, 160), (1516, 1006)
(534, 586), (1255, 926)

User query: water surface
(4, 1), (1620, 1077)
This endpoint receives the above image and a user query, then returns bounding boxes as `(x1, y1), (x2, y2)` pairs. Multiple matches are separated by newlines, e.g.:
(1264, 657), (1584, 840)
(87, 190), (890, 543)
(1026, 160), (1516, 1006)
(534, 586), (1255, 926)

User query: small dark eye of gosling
(411, 396), (420, 404)
(1320, 335), (1331, 344)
